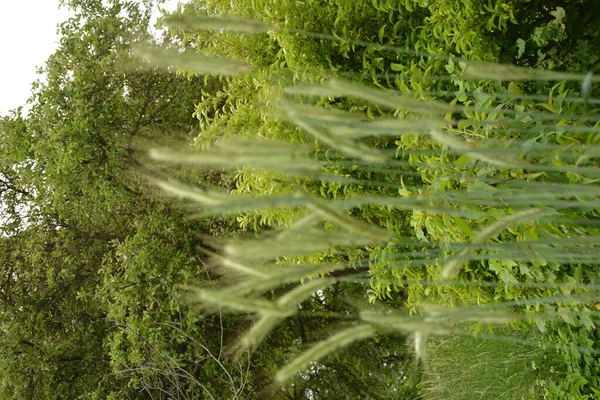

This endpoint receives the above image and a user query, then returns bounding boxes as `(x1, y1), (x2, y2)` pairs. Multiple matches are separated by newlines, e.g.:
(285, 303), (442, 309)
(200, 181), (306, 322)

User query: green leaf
(455, 154), (470, 165)
(549, 7), (566, 25)
(507, 81), (523, 95)
(390, 62), (403, 72)
(557, 306), (576, 325)
(516, 38), (526, 59)
(378, 25), (386, 42)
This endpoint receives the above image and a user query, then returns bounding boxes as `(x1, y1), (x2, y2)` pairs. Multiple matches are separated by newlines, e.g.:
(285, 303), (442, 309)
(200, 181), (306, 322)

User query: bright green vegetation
(422, 326), (565, 400)
(1, 0), (600, 398)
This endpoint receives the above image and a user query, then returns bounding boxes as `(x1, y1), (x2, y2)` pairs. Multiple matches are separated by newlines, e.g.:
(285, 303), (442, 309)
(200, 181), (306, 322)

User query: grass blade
(441, 208), (556, 279)
(137, 47), (250, 76)
(163, 14), (272, 34)
(275, 324), (376, 383)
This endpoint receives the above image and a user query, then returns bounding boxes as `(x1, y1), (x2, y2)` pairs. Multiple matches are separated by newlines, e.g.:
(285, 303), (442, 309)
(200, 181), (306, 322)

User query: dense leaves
(2, 0), (600, 398)
(168, 1), (600, 398)
(0, 1), (234, 398)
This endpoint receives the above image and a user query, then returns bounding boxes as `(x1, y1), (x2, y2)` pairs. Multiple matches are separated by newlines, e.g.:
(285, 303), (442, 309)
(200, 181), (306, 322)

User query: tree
(0, 1), (233, 398)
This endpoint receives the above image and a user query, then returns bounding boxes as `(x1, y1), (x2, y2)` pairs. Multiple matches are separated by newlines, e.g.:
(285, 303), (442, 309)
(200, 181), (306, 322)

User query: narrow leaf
(360, 311), (454, 335)
(277, 100), (388, 163)
(239, 314), (283, 350)
(150, 139), (321, 177)
(222, 264), (348, 296)
(275, 324), (376, 383)
(137, 47), (250, 76)
(190, 289), (287, 316)
(328, 79), (454, 114)
(441, 208), (554, 279)
(154, 179), (228, 206)
(163, 14), (272, 34)
(209, 251), (269, 278)
(277, 278), (334, 307)
(429, 129), (531, 168)
(462, 61), (592, 82)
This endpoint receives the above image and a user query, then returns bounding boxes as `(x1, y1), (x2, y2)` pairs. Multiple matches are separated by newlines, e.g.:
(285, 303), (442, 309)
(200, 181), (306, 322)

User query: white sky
(0, 1), (72, 116)
(0, 0), (180, 117)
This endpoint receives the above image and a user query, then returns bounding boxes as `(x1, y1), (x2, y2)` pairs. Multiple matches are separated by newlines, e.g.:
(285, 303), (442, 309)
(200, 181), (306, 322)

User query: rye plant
(145, 12), (600, 399)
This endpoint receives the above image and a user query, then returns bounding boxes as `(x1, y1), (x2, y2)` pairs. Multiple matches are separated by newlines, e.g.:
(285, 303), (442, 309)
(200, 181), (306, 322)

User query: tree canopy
(0, 0), (231, 398)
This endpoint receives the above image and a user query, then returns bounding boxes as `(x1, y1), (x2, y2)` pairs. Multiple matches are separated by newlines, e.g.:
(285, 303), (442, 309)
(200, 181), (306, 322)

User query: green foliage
(421, 326), (566, 400)
(97, 208), (254, 398)
(501, 2), (600, 72)
(153, 2), (600, 398)
(0, 226), (109, 399)
(0, 1), (245, 398)
(4, 0), (600, 398)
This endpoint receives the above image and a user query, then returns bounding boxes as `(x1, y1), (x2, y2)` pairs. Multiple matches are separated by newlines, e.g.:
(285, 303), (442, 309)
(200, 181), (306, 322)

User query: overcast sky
(0, 1), (72, 115)
(0, 0), (180, 116)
